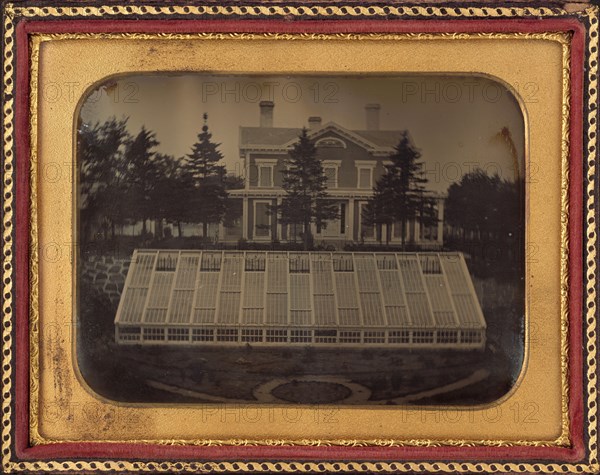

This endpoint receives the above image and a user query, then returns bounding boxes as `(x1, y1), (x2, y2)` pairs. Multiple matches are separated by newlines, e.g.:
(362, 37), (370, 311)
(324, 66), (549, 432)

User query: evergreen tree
(185, 114), (228, 239)
(363, 131), (436, 248)
(272, 128), (338, 250)
(362, 172), (397, 244)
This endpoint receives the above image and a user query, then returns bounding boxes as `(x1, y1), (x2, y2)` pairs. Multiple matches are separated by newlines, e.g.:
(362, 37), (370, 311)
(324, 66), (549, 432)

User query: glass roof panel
(115, 251), (485, 332)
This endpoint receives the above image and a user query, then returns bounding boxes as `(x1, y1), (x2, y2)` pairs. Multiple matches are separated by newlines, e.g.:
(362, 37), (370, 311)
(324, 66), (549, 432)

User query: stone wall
(81, 256), (131, 306)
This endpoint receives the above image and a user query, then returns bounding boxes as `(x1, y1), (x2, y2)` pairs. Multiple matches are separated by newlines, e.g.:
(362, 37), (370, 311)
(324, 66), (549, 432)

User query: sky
(79, 74), (525, 194)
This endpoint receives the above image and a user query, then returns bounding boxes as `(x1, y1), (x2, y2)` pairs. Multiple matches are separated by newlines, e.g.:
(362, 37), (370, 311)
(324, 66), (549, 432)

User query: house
(223, 101), (445, 248)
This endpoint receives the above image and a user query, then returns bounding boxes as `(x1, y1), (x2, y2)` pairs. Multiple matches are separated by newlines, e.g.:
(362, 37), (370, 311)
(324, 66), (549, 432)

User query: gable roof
(240, 127), (302, 147)
(354, 130), (406, 148)
(239, 122), (406, 152)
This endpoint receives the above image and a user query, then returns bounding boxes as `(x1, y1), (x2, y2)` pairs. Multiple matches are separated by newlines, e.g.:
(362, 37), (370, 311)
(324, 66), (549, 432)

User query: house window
(258, 166), (273, 187)
(421, 218), (439, 241)
(316, 202), (345, 237)
(393, 221), (403, 239)
(359, 203), (375, 240)
(254, 201), (271, 239)
(357, 168), (372, 189)
(420, 206), (439, 241)
(224, 216), (242, 238)
(286, 223), (302, 242)
(255, 159), (277, 188)
(324, 167), (338, 188)
(315, 137), (346, 148)
(321, 160), (341, 189)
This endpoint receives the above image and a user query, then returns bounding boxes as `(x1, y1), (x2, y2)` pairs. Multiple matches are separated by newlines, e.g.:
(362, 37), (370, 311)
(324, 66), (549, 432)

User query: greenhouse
(114, 250), (487, 349)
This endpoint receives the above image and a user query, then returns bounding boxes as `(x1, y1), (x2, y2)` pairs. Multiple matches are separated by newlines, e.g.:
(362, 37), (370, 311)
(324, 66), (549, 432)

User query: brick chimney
(259, 101), (274, 128)
(308, 116), (322, 130)
(365, 103), (381, 131)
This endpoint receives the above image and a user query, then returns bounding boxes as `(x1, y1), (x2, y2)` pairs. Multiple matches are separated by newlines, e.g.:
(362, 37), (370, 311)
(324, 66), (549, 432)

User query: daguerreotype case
(1, 0), (599, 473)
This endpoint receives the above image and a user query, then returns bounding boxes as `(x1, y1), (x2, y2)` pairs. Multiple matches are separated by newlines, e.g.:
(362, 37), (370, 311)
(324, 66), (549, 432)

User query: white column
(218, 222), (225, 243)
(242, 197), (248, 239)
(414, 219), (421, 244)
(348, 198), (355, 241)
(437, 198), (445, 246)
(244, 152), (250, 191)
(276, 197), (282, 241)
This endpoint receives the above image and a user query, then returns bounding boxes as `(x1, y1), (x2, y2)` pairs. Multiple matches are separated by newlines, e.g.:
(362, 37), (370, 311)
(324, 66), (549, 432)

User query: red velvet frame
(12, 16), (585, 463)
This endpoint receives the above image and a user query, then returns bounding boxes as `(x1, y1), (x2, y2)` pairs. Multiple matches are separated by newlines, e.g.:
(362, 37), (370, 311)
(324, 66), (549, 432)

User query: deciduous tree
(126, 126), (159, 236)
(78, 117), (132, 242)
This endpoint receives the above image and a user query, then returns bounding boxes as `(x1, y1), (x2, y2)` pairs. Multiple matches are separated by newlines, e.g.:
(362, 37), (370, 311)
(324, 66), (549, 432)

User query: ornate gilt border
(583, 5), (599, 474)
(26, 29), (571, 450)
(1, 3), (575, 18)
(2, 3), (598, 473)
